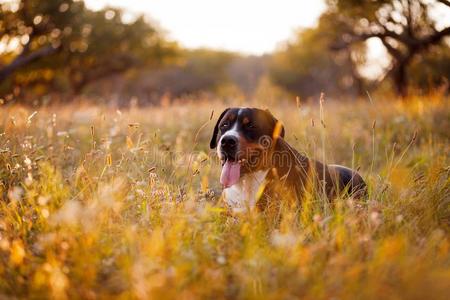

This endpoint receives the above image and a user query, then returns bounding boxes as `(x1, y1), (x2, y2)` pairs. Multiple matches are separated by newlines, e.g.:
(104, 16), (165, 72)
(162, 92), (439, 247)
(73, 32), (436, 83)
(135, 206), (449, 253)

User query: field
(0, 93), (449, 299)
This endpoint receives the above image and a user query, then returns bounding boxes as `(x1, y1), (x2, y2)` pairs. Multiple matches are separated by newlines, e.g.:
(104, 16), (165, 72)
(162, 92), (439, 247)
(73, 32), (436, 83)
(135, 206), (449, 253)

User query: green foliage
(408, 44), (450, 92)
(270, 12), (365, 98)
(61, 9), (178, 94)
(0, 0), (178, 100)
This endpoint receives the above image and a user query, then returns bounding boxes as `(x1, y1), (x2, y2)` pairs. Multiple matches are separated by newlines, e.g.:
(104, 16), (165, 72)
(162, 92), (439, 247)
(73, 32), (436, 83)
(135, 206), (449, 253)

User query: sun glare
(84, 0), (327, 55)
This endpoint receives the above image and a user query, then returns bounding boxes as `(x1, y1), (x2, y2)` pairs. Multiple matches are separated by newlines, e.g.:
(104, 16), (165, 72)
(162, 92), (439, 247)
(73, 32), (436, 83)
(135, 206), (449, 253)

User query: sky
(84, 0), (327, 55)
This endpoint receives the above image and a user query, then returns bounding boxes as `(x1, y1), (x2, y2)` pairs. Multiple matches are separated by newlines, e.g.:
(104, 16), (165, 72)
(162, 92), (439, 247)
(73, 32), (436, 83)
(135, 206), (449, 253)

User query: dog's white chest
(223, 170), (269, 212)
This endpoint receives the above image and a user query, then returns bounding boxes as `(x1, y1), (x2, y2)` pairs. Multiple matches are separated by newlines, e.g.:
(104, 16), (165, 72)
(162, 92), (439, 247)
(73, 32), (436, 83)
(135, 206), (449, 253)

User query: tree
(408, 43), (450, 92)
(0, 0), (178, 98)
(62, 8), (177, 94)
(269, 12), (366, 99)
(0, 0), (82, 83)
(329, 0), (450, 96)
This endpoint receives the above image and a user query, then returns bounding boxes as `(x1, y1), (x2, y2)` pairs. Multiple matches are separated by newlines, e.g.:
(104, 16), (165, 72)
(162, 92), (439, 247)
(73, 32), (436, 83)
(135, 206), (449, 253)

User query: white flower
(25, 173), (33, 186)
(24, 156), (32, 166)
(271, 230), (297, 248)
(8, 186), (23, 201)
(51, 200), (82, 226)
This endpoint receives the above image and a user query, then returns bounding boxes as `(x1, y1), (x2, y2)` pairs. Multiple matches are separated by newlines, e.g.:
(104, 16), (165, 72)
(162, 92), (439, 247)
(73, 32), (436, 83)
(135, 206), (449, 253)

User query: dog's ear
(210, 108), (230, 149)
(278, 122), (285, 139)
(265, 109), (285, 139)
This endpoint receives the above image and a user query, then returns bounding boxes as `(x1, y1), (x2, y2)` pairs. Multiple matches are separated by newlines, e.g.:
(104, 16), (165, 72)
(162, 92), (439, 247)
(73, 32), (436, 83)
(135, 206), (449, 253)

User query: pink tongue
(220, 161), (241, 188)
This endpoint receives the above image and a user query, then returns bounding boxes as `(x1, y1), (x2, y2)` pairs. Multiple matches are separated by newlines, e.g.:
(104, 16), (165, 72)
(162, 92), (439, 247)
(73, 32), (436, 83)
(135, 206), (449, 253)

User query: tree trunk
(392, 62), (408, 98)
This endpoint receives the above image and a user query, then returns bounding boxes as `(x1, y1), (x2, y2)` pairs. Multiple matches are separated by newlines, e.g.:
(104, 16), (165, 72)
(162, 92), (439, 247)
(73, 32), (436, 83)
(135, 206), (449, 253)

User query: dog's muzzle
(220, 135), (238, 162)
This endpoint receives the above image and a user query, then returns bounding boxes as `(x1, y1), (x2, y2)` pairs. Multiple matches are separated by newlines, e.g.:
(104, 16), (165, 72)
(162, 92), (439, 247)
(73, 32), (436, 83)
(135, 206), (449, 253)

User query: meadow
(0, 92), (449, 299)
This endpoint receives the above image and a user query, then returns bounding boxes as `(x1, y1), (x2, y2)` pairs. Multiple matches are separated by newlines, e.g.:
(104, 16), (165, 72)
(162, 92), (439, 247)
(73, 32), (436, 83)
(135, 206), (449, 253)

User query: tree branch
(0, 45), (60, 83)
(380, 38), (404, 60)
(331, 22), (449, 52)
(330, 29), (402, 51)
(421, 26), (450, 46)
(405, 0), (414, 38)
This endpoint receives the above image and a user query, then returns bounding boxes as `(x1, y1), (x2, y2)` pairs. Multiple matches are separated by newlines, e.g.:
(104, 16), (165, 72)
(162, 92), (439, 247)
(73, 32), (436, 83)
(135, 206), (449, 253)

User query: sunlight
(84, 0), (326, 55)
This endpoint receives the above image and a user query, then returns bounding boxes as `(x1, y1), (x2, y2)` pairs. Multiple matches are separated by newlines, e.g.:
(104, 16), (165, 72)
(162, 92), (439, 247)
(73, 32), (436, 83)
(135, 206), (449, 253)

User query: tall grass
(0, 93), (449, 299)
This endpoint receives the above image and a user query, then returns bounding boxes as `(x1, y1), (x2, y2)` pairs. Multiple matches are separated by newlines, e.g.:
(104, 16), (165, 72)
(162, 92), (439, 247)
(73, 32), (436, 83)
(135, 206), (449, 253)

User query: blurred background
(0, 0), (449, 105)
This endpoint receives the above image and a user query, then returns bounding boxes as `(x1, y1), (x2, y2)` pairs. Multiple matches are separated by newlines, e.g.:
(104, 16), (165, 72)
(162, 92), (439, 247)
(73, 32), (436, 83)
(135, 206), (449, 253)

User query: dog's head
(210, 107), (285, 188)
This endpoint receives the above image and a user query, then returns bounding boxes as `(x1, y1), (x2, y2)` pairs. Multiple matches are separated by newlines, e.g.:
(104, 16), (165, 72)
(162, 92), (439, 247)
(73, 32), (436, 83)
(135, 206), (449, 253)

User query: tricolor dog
(210, 107), (367, 212)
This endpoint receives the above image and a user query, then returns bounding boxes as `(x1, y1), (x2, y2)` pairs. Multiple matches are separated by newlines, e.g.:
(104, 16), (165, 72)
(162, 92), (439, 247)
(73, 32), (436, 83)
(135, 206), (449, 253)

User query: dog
(210, 107), (367, 212)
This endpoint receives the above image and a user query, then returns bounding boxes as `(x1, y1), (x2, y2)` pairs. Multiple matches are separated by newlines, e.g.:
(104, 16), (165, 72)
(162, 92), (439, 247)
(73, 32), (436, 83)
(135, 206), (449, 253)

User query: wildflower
(41, 208), (50, 218)
(51, 200), (82, 226)
(370, 211), (379, 221)
(109, 125), (119, 137)
(38, 196), (50, 206)
(8, 186), (23, 201)
(44, 262), (69, 299)
(136, 189), (145, 197)
(96, 178), (127, 213)
(217, 255), (226, 265)
(10, 240), (25, 265)
(24, 156), (32, 167)
(60, 241), (70, 251)
(271, 230), (297, 248)
(370, 211), (382, 227)
(56, 131), (69, 137)
(313, 214), (322, 223)
(25, 172), (33, 186)
(0, 238), (10, 251)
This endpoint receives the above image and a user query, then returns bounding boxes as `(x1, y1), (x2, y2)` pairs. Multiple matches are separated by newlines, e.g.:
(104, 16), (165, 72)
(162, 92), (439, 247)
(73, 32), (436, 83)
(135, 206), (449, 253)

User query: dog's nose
(221, 136), (238, 151)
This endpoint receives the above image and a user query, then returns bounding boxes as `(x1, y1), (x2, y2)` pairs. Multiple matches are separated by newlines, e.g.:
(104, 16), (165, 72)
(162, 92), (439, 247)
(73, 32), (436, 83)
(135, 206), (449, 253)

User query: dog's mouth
(220, 145), (266, 188)
(220, 158), (247, 188)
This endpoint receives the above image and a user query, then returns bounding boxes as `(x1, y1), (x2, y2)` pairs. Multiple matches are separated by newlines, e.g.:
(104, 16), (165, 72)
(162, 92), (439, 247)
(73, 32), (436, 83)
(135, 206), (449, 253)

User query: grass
(0, 93), (449, 299)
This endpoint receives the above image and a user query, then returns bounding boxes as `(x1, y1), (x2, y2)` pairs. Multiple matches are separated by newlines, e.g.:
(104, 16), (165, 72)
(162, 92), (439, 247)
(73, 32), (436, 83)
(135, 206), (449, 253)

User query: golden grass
(0, 93), (449, 299)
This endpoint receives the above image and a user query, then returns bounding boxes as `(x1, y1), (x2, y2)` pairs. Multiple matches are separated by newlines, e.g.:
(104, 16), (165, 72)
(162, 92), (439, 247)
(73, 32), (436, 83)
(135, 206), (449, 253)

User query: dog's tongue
(220, 160), (241, 188)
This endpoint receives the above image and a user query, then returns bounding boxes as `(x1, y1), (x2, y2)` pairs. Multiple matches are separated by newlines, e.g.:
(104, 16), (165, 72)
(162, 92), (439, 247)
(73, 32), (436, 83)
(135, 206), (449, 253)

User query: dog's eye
(246, 122), (256, 129)
(220, 122), (230, 129)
